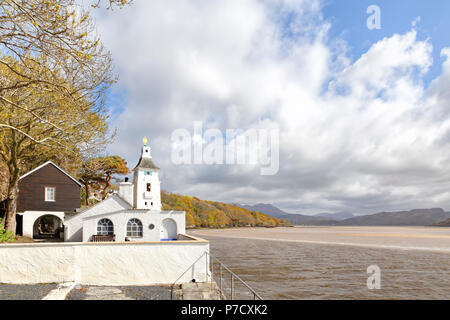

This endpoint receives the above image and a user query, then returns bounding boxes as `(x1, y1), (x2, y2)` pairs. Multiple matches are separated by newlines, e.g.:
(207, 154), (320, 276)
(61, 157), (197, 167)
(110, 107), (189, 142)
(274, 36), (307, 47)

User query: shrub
(0, 218), (16, 243)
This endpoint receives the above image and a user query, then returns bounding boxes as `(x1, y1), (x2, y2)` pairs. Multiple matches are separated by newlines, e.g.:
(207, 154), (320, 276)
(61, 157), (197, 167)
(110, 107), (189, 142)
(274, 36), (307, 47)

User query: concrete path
(0, 284), (58, 300)
(68, 285), (176, 300)
(0, 283), (220, 300)
(42, 282), (77, 300)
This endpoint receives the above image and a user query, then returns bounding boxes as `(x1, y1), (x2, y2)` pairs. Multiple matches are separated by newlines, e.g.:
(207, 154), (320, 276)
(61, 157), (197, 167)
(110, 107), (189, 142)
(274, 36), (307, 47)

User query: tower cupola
(132, 137), (161, 210)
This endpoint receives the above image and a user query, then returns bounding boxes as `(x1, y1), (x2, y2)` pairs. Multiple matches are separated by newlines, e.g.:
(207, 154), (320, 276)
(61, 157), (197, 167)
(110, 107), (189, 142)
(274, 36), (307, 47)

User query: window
(45, 187), (55, 202)
(146, 183), (151, 192)
(97, 219), (114, 235)
(127, 218), (143, 237)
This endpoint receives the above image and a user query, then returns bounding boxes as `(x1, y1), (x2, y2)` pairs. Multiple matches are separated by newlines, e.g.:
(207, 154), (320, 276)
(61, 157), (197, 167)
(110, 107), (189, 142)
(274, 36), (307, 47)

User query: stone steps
(175, 281), (225, 300)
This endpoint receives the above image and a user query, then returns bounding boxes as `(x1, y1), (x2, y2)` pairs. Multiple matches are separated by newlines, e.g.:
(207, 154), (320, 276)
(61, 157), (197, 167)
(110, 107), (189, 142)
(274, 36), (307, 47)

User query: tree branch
(0, 123), (55, 146)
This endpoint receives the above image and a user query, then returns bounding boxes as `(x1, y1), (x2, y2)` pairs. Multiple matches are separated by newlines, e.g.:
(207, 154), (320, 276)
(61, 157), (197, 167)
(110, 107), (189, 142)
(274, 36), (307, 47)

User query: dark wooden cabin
(17, 161), (81, 213)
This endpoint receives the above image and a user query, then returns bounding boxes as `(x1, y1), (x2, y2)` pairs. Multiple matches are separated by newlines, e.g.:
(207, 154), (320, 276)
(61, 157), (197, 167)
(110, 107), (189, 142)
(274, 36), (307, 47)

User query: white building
(65, 139), (185, 242)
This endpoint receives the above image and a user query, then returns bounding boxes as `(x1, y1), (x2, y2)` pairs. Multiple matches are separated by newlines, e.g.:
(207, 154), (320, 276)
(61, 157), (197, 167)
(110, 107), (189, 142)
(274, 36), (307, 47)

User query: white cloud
(94, 0), (450, 214)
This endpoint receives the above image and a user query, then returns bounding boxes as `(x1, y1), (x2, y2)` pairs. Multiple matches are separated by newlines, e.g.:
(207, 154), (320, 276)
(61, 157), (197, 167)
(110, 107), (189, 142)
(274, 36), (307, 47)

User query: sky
(91, 0), (450, 215)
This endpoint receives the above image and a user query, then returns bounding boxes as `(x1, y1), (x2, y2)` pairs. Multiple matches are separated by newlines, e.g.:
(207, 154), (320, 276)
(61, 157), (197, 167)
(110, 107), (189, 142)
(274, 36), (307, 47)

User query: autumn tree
(79, 156), (129, 205)
(0, 0), (130, 234)
(96, 156), (129, 199)
(160, 191), (291, 228)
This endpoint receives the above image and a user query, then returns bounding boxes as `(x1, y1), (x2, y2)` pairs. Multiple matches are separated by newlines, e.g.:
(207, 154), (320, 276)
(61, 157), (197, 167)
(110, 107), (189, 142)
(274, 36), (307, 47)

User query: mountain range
(315, 212), (356, 220)
(238, 204), (450, 227)
(238, 203), (334, 225)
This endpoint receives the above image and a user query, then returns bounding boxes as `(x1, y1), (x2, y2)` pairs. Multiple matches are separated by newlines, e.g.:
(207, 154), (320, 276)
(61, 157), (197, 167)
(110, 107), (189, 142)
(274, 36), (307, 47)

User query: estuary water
(190, 227), (450, 300)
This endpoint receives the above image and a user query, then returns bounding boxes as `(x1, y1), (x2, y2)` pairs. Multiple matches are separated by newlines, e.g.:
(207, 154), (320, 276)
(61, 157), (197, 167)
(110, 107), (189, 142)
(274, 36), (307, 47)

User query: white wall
(65, 196), (130, 242)
(82, 210), (185, 242)
(21, 211), (65, 239)
(118, 182), (134, 206)
(0, 235), (209, 285)
(133, 169), (161, 210)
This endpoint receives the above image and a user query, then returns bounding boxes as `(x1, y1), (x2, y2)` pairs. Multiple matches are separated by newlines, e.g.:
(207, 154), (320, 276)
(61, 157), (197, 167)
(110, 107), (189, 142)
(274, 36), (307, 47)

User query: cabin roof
(19, 161), (82, 187)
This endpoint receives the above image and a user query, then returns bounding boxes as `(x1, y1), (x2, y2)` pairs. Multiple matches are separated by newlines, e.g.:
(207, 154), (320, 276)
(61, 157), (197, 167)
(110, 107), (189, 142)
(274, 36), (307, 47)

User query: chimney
(118, 180), (134, 206)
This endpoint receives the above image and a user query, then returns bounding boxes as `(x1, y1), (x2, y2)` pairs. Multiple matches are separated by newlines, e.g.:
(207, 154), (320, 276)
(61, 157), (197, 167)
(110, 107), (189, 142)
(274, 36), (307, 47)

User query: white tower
(132, 137), (161, 210)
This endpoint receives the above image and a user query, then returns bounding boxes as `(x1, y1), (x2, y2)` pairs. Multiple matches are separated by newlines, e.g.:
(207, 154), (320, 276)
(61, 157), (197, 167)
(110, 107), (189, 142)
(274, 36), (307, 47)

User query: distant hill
(238, 203), (450, 227)
(161, 192), (291, 228)
(315, 212), (356, 220)
(237, 203), (287, 217)
(238, 203), (334, 225)
(336, 208), (450, 226)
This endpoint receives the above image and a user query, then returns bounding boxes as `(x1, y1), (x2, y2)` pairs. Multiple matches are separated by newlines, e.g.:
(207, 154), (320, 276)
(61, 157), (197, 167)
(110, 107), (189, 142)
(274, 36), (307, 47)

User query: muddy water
(191, 227), (450, 300)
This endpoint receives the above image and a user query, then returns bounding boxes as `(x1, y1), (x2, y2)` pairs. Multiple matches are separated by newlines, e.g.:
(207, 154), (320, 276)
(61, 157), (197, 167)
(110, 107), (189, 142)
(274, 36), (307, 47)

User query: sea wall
(0, 235), (209, 285)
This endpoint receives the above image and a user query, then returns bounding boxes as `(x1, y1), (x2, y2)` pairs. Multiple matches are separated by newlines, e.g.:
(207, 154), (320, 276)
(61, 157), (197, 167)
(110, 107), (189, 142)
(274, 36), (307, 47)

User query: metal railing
(170, 252), (209, 299)
(170, 251), (262, 300)
(209, 252), (263, 300)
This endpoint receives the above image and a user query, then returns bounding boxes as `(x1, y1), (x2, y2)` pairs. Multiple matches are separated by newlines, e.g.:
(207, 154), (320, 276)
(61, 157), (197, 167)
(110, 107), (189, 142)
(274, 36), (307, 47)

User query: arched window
(97, 219), (114, 236)
(127, 218), (143, 237)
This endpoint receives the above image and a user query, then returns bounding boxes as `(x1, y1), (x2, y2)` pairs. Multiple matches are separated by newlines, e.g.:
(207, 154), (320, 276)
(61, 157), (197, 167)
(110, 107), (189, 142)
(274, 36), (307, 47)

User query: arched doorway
(33, 215), (64, 241)
(160, 218), (177, 241)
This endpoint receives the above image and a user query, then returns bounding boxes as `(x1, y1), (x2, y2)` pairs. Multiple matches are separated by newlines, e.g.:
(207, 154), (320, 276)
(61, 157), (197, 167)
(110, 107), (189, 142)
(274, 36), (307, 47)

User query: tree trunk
(4, 180), (18, 234)
(84, 182), (90, 206)
(3, 126), (20, 235)
(101, 174), (111, 200)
